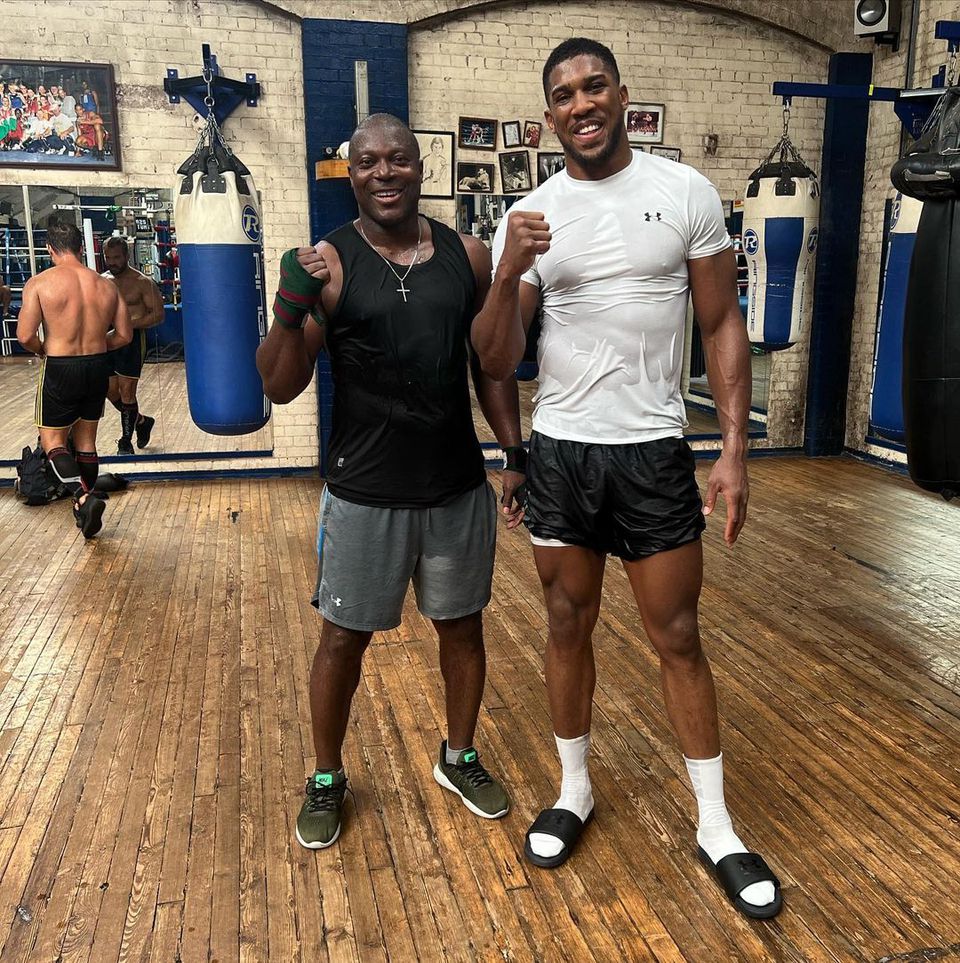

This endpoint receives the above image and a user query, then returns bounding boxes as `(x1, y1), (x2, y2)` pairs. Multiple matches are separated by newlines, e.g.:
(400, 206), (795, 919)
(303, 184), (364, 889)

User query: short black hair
(103, 235), (130, 254)
(349, 113), (419, 161)
(542, 38), (620, 103)
(46, 217), (82, 255)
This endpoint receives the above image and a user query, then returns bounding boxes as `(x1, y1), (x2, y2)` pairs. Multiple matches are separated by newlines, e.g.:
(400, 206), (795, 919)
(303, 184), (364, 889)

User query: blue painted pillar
(301, 19), (409, 474)
(803, 52), (873, 456)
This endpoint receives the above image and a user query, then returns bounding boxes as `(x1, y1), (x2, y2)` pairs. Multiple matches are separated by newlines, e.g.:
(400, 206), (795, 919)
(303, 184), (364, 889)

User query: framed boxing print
(650, 145), (682, 162)
(523, 121), (542, 149)
(502, 120), (521, 149)
(0, 60), (122, 171)
(458, 116), (497, 151)
(625, 102), (665, 145)
(456, 161), (495, 193)
(499, 150), (532, 194)
(413, 129), (455, 199)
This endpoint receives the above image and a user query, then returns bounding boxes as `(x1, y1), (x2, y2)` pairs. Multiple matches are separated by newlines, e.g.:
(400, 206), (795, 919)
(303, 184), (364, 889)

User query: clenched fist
(295, 245), (331, 287)
(497, 211), (551, 280)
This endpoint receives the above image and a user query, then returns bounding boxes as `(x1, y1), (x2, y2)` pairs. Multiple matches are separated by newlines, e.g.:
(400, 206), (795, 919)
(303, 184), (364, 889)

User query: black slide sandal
(523, 808), (594, 869)
(698, 846), (783, 920)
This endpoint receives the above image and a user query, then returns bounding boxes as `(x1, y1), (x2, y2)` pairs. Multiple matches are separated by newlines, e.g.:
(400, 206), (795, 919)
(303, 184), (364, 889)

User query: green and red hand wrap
(273, 248), (325, 330)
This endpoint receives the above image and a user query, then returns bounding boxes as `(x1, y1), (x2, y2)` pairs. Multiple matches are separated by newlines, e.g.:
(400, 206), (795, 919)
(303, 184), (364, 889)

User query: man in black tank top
(257, 115), (527, 851)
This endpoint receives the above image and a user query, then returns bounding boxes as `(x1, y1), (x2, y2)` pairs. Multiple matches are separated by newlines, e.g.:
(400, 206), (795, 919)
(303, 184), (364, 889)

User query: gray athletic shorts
(311, 481), (497, 632)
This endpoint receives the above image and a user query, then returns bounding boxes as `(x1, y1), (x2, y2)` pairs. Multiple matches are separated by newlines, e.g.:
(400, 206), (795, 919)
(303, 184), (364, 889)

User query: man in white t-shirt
(473, 37), (782, 920)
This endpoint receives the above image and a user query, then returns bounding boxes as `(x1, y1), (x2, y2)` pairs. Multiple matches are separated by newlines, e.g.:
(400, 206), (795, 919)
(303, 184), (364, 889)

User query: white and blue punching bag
(869, 193), (922, 443)
(741, 144), (820, 351)
(174, 138), (270, 435)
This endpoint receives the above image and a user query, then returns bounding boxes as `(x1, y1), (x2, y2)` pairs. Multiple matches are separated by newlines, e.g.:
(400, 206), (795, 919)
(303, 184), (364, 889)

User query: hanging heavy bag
(174, 121), (270, 435)
(741, 106), (820, 351)
(870, 193), (922, 443)
(891, 85), (960, 201)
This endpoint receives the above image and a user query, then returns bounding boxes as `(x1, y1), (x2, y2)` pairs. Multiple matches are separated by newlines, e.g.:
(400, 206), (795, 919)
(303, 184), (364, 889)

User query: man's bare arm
(689, 248), (752, 545)
(16, 277), (44, 356)
(471, 210), (549, 379)
(135, 276), (165, 328)
(106, 291), (133, 351)
(256, 244), (333, 404)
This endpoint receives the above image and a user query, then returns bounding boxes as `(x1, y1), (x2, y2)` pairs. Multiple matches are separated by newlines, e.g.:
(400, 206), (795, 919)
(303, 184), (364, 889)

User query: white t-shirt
(491, 150), (731, 443)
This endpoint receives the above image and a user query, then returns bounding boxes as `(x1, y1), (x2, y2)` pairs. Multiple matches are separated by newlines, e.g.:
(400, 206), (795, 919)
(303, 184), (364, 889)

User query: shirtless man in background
(102, 235), (162, 454)
(17, 218), (132, 538)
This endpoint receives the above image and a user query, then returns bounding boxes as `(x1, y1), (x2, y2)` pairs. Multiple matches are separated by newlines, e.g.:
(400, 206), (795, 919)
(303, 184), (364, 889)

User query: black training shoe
(296, 770), (349, 849)
(135, 415), (155, 449)
(117, 437), (135, 456)
(73, 495), (105, 539)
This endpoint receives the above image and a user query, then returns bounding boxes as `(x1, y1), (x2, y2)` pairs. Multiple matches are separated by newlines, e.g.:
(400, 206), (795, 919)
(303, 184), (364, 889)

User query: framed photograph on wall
(537, 151), (566, 186)
(650, 145), (681, 162)
(0, 60), (121, 170)
(458, 116), (497, 151)
(456, 161), (495, 193)
(625, 103), (665, 145)
(523, 121), (542, 148)
(413, 129), (454, 199)
(499, 150), (532, 194)
(502, 120), (521, 149)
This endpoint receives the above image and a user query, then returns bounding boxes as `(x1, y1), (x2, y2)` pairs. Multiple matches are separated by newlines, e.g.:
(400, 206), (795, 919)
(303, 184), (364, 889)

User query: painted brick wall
(0, 0), (318, 478)
(845, 0), (959, 464)
(406, 0), (830, 447)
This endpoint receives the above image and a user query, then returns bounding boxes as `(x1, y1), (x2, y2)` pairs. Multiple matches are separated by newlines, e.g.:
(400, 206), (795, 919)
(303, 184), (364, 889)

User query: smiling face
(349, 124), (422, 229)
(544, 54), (630, 179)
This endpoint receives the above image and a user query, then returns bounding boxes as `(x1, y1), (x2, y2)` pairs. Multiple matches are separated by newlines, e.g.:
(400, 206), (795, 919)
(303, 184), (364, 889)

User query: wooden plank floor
(0, 357), (273, 460)
(0, 456), (959, 962)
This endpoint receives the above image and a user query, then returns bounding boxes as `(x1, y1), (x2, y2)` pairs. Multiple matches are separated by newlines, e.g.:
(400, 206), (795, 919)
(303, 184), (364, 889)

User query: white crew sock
(684, 753), (775, 908)
(528, 733), (595, 859)
(446, 742), (466, 765)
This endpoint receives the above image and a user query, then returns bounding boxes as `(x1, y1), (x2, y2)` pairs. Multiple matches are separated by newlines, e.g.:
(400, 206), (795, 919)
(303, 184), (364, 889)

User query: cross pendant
(397, 280), (410, 302)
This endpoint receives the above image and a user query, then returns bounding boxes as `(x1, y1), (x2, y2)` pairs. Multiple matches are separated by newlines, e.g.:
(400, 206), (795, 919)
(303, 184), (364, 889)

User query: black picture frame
(456, 161), (495, 193)
(0, 59), (122, 171)
(523, 121), (542, 149)
(650, 145), (682, 162)
(413, 129), (455, 199)
(499, 150), (532, 194)
(458, 116), (497, 151)
(502, 120), (521, 149)
(537, 151), (566, 186)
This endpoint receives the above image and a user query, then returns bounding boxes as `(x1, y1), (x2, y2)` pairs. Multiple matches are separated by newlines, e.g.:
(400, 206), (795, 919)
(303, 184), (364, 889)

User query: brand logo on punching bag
(241, 205), (262, 243)
(743, 229), (759, 256)
(806, 226), (819, 253)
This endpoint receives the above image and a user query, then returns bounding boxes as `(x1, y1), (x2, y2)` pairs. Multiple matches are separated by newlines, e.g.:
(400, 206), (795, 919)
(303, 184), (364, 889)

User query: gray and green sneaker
(433, 741), (509, 819)
(296, 769), (349, 849)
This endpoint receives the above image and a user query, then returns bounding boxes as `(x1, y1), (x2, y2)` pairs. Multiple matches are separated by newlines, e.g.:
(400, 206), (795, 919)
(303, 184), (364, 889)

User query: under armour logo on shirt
(644, 212), (662, 222)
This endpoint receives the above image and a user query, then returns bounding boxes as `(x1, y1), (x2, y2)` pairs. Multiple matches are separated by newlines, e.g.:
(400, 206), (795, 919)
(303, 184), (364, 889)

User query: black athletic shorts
(524, 431), (706, 561)
(35, 353), (111, 429)
(108, 329), (147, 379)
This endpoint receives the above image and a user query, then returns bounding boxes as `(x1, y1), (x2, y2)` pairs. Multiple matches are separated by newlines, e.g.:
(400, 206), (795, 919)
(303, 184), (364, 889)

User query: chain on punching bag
(741, 102), (821, 351)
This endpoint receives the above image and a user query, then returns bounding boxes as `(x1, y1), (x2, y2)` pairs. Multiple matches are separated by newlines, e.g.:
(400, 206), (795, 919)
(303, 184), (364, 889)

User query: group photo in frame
(625, 103), (665, 145)
(413, 129), (454, 199)
(456, 161), (495, 193)
(0, 59), (121, 170)
(537, 151), (566, 185)
(650, 145), (682, 162)
(458, 116), (497, 151)
(499, 150), (532, 193)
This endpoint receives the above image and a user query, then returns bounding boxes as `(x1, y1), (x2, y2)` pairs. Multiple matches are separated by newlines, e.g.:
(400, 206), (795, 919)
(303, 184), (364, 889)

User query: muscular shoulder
(457, 233), (492, 285)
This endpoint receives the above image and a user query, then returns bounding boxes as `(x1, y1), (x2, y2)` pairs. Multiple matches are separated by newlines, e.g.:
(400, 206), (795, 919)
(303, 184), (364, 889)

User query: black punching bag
(902, 200), (960, 500)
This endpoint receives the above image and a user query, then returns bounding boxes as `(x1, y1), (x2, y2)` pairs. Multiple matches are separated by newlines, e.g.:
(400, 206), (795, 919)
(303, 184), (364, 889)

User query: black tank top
(322, 216), (485, 507)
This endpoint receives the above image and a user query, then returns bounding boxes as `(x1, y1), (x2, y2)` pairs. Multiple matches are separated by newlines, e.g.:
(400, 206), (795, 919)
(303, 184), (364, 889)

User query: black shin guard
(120, 402), (138, 442)
(47, 446), (84, 496)
(75, 450), (99, 492)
